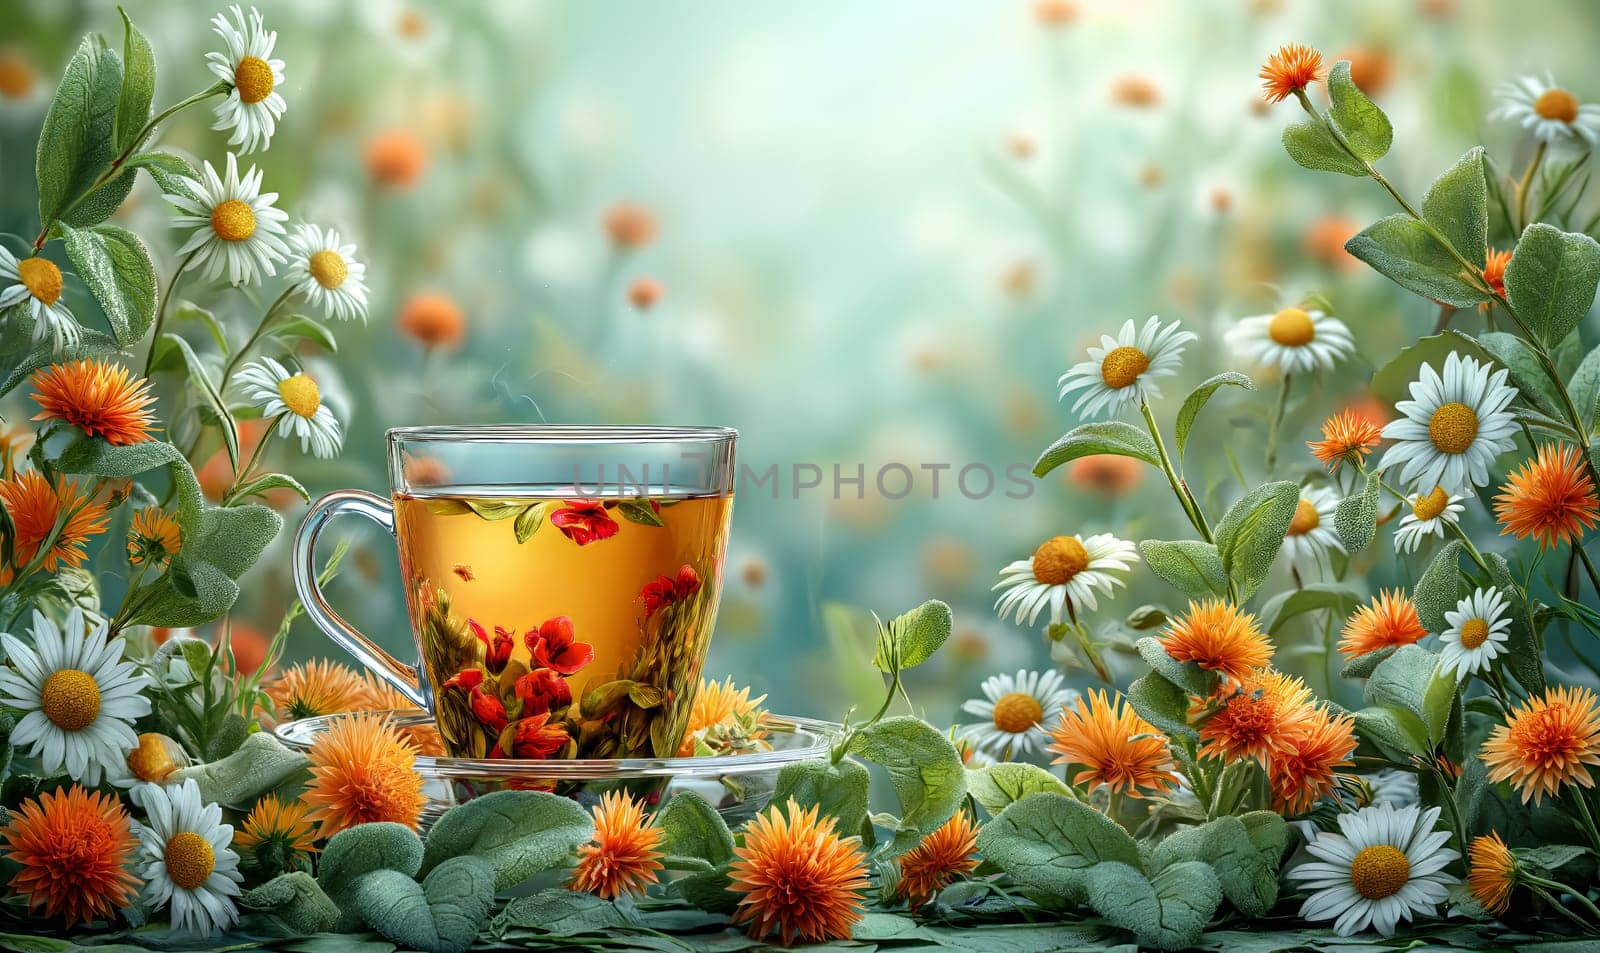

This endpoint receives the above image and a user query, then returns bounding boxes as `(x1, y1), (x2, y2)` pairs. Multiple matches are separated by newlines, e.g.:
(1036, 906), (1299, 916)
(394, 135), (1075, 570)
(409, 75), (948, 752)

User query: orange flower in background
(1308, 408), (1382, 472)
(602, 201), (658, 249)
(1302, 215), (1361, 271)
(1068, 454), (1144, 495)
(266, 658), (369, 721)
(304, 712), (426, 835)
(217, 622), (269, 677)
(398, 291), (465, 350)
(729, 798), (868, 945)
(1337, 589), (1427, 658)
(1109, 74), (1161, 109)
(1493, 443), (1600, 550)
(0, 48), (38, 100)
(1047, 689), (1179, 798)
(1338, 46), (1393, 96)
(0, 470), (110, 574)
(570, 791), (665, 900)
(359, 670), (425, 712)
(365, 127), (428, 188)
(1268, 705), (1357, 814)
(679, 676), (769, 756)
(234, 794), (319, 860)
(627, 277), (663, 310)
(897, 810), (979, 909)
(1032, 0), (1078, 27)
(1467, 832), (1517, 916)
(1158, 598), (1272, 683)
(1482, 685), (1600, 804)
(1198, 669), (1315, 763)
(127, 507), (182, 570)
(1259, 42), (1325, 104)
(2, 785), (141, 926)
(30, 359), (156, 445)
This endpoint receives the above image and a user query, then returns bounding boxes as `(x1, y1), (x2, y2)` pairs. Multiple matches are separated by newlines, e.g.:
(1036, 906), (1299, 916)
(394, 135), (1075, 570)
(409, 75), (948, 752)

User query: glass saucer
(274, 710), (837, 824)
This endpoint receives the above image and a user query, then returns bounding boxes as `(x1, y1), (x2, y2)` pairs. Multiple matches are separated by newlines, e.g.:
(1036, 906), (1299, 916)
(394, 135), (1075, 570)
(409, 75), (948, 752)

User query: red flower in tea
(526, 616), (595, 675)
(550, 500), (620, 546)
(467, 620), (515, 674)
(444, 669), (484, 692)
(469, 687), (508, 732)
(640, 564), (704, 619)
(515, 667), (573, 715)
(493, 712), (570, 759)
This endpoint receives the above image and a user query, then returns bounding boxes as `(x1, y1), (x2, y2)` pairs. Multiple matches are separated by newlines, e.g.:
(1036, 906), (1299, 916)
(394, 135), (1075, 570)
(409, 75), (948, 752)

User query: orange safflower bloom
(570, 791), (665, 900)
(1259, 43), (1325, 104)
(1032, 0), (1078, 27)
(729, 799), (868, 945)
(304, 712), (426, 836)
(0, 49), (38, 100)
(1337, 589), (1427, 658)
(1068, 454), (1144, 496)
(218, 622), (269, 677)
(365, 128), (428, 188)
(1302, 215), (1362, 271)
(30, 359), (156, 445)
(127, 507), (182, 570)
(234, 794), (319, 861)
(1482, 685), (1600, 804)
(1338, 46), (1393, 96)
(627, 277), (663, 310)
(1467, 832), (1517, 916)
(1047, 689), (1179, 798)
(398, 292), (465, 350)
(1483, 248), (1512, 297)
(602, 201), (658, 249)
(0, 470), (110, 573)
(1308, 409), (1383, 472)
(1109, 74), (1160, 109)
(678, 676), (769, 756)
(1198, 669), (1315, 763)
(1493, 443), (1600, 550)
(897, 810), (979, 909)
(2, 785), (141, 926)
(266, 659), (370, 721)
(1158, 598), (1273, 683)
(1268, 705), (1357, 814)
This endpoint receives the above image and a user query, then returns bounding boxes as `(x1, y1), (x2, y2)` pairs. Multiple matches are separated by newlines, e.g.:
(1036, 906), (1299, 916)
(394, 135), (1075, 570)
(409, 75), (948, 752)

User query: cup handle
(292, 489), (428, 710)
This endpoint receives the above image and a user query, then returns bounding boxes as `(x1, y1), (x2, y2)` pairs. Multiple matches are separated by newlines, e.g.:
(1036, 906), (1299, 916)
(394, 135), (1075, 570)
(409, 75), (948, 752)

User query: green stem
(1265, 373), (1293, 472)
(220, 287), (296, 391)
(227, 415), (280, 495)
(1431, 765), (1469, 853)
(142, 249), (201, 376)
(1525, 873), (1600, 927)
(1572, 789), (1600, 856)
(1527, 882), (1600, 934)
(1140, 399), (1215, 545)
(1576, 544), (1600, 600)
(1516, 140), (1548, 233)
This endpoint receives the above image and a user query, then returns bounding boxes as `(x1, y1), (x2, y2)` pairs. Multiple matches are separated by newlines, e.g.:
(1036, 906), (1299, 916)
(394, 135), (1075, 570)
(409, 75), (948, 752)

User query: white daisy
(993, 533), (1139, 627)
(1288, 803), (1459, 937)
(167, 152), (289, 286)
(132, 779), (243, 935)
(1438, 587), (1512, 680)
(286, 224), (369, 322)
(958, 668), (1079, 759)
(1057, 316), (1196, 418)
(0, 246), (80, 351)
(1392, 486), (1465, 555)
(0, 608), (151, 786)
(1225, 306), (1354, 374)
(1378, 352), (1518, 494)
(1490, 74), (1600, 147)
(1364, 769), (1419, 808)
(1280, 485), (1343, 575)
(233, 357), (342, 458)
(205, 5), (286, 154)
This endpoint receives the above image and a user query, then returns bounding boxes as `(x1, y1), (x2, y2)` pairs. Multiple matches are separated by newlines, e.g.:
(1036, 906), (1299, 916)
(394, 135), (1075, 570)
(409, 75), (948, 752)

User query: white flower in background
(234, 357), (343, 458)
(959, 668), (1079, 760)
(1365, 769), (1420, 808)
(1280, 485), (1343, 575)
(1392, 487), (1464, 555)
(1378, 352), (1518, 494)
(993, 533), (1139, 626)
(286, 225), (369, 321)
(0, 608), (150, 786)
(1490, 74), (1600, 146)
(1225, 305), (1354, 374)
(1438, 587), (1512, 679)
(1288, 803), (1459, 937)
(0, 245), (80, 350)
(167, 152), (289, 286)
(1057, 315), (1196, 418)
(132, 779), (243, 935)
(205, 5), (286, 154)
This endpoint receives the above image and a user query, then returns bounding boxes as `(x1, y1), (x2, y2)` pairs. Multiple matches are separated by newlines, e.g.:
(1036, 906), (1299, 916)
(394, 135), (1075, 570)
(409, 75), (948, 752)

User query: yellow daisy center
(1268, 307), (1316, 347)
(40, 668), (100, 732)
(1412, 486), (1450, 521)
(211, 199), (257, 242)
(1428, 402), (1478, 455)
(277, 374), (321, 418)
(1535, 87), (1580, 123)
(164, 831), (216, 890)
(17, 256), (62, 305)
(309, 249), (348, 289)
(1100, 345), (1150, 390)
(992, 691), (1045, 734)
(1032, 535), (1090, 585)
(1287, 498), (1320, 536)
(233, 55), (274, 105)
(1349, 844), (1410, 900)
(1458, 618), (1490, 650)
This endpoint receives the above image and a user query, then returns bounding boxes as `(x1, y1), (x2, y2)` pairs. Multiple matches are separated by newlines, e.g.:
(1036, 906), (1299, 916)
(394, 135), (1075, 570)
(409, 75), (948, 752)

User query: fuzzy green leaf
(1033, 421), (1160, 476)
(655, 792), (738, 913)
(1355, 705), (1431, 759)
(1136, 636), (1218, 697)
(36, 37), (123, 227)
(771, 757), (871, 836)
(1484, 553), (1546, 694)
(1570, 343), (1600, 432)
(966, 762), (1071, 816)
(420, 789), (593, 891)
(847, 717), (965, 855)
(113, 8), (155, 152)
(350, 856), (495, 953)
(1477, 331), (1563, 417)
(59, 222), (157, 346)
(169, 732), (307, 811)
(1505, 222), (1600, 347)
(1282, 118), (1367, 177)
(977, 793), (1142, 903)
(1422, 147), (1488, 262)
(240, 872), (340, 934)
(317, 822), (425, 931)
(266, 314), (339, 354)
(1150, 815), (1282, 917)
(1365, 645), (1454, 745)
(1214, 481), (1299, 603)
(1175, 371), (1255, 461)
(1345, 214), (1489, 309)
(1340, 645), (1398, 679)
(1414, 540), (1464, 633)
(226, 472), (310, 505)
(1327, 61), (1392, 162)
(1138, 539), (1228, 599)
(123, 151), (200, 201)
(1370, 330), (1500, 406)
(1334, 475), (1381, 552)
(493, 889), (639, 935)
(154, 332), (239, 472)
(1127, 671), (1195, 742)
(880, 598), (952, 671)
(1259, 583), (1361, 636)
(1083, 860), (1222, 951)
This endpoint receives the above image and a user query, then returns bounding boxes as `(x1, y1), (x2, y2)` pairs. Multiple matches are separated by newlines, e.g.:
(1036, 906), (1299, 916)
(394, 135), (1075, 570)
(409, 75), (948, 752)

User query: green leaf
(36, 37), (124, 227)
(168, 732), (307, 810)
(512, 501), (554, 543)
(1485, 553), (1546, 694)
(1136, 636), (1217, 697)
(1422, 147), (1488, 262)
(1326, 60), (1392, 162)
(419, 789), (593, 891)
(847, 716), (965, 855)
(966, 763), (1072, 816)
(1259, 583), (1361, 636)
(1365, 645), (1454, 745)
(1214, 481), (1298, 603)
(1345, 214), (1489, 308)
(1340, 645), (1397, 679)
(174, 301), (229, 354)
(1570, 343), (1600, 431)
(1127, 671), (1196, 741)
(1414, 540), (1464, 633)
(1333, 475), (1381, 552)
(1355, 705), (1431, 759)
(317, 822), (425, 931)
(1514, 844), (1591, 874)
(226, 471), (310, 505)
(1150, 814), (1283, 917)
(493, 889), (639, 935)
(1505, 222), (1600, 347)
(52, 434), (203, 534)
(1138, 539), (1228, 599)
(1370, 330), (1500, 406)
(975, 793), (1142, 902)
(123, 150), (200, 201)
(266, 313), (339, 354)
(770, 757), (871, 835)
(240, 872), (340, 934)
(656, 791), (734, 865)
(878, 598), (952, 671)
(155, 332), (239, 472)
(350, 856), (496, 953)
(1033, 421), (1159, 477)
(1282, 118), (1367, 177)
(1478, 331), (1563, 417)
(1083, 860), (1222, 951)
(59, 222), (157, 346)
(0, 331), (121, 399)
(1175, 371), (1255, 460)
(113, 7), (154, 152)
(614, 499), (664, 526)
